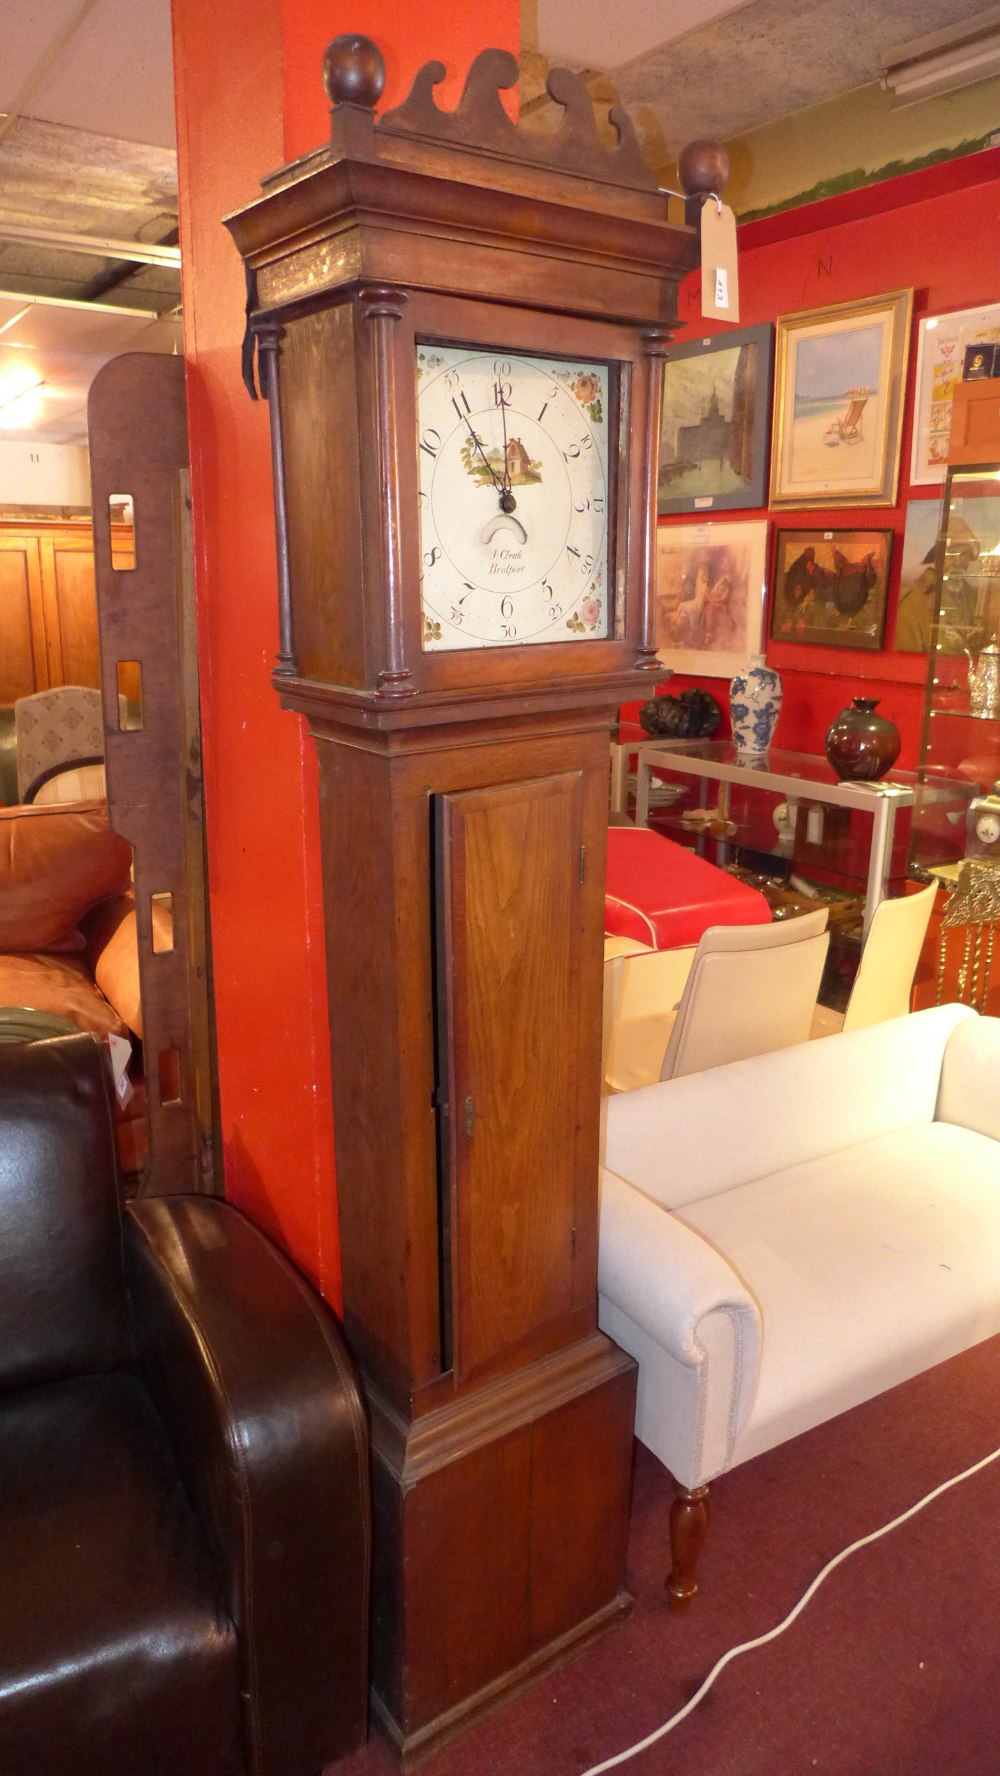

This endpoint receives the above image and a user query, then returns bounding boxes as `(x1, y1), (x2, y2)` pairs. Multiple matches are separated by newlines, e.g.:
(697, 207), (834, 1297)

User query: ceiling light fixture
(883, 5), (1000, 106)
(0, 376), (46, 425)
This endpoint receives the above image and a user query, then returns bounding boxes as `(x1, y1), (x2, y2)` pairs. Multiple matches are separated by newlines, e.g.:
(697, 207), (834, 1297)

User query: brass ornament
(937, 859), (1000, 1010)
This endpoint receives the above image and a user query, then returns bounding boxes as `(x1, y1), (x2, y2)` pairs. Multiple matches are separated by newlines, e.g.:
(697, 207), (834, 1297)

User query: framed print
(655, 518), (769, 678)
(910, 303), (1000, 487)
(771, 527), (892, 650)
(657, 323), (774, 515)
(896, 488), (1000, 654)
(770, 290), (913, 507)
(894, 498), (944, 653)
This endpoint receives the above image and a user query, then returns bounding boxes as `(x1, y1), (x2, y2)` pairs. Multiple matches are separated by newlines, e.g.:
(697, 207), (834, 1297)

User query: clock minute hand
(495, 382), (517, 514)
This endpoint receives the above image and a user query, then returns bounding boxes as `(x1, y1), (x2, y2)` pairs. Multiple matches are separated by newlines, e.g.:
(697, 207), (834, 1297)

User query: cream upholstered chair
(811, 881), (936, 1038)
(606, 907), (829, 1092)
(28, 762), (108, 805)
(602, 935), (654, 1095)
(14, 687), (104, 803)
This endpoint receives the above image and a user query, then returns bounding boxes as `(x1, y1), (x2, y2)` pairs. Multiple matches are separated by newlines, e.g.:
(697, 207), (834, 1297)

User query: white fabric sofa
(598, 1003), (1000, 1604)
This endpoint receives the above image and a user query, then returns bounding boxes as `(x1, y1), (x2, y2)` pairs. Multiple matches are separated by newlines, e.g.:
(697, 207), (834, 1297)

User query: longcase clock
(226, 39), (721, 1761)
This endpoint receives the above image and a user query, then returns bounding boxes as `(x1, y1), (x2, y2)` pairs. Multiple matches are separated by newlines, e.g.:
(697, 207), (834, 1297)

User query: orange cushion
(82, 892), (158, 1041)
(605, 827), (771, 950)
(0, 801), (132, 953)
(0, 952), (127, 1040)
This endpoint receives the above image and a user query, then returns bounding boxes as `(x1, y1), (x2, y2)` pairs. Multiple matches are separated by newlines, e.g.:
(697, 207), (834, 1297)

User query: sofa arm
(126, 1196), (370, 1776)
(938, 1012), (1000, 1143)
(598, 1168), (761, 1434)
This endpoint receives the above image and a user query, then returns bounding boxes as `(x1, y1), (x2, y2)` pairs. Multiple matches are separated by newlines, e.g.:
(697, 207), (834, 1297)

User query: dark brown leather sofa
(0, 1033), (370, 1776)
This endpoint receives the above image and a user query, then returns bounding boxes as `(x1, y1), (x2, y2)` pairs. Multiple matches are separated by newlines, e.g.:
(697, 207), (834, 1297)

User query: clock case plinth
(226, 43), (712, 1761)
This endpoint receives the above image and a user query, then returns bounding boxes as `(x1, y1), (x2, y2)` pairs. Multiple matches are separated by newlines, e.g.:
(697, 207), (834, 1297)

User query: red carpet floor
(334, 1335), (1000, 1776)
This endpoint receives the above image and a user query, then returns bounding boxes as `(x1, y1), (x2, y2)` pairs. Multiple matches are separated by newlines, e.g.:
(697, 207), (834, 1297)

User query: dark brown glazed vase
(825, 697), (901, 781)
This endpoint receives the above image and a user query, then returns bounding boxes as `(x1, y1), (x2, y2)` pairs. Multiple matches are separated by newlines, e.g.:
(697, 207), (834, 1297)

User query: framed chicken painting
(770, 527), (893, 650)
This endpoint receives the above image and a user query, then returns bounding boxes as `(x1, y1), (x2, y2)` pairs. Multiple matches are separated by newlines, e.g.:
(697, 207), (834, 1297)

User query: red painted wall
(170, 1), (519, 1305)
(649, 150), (1000, 773)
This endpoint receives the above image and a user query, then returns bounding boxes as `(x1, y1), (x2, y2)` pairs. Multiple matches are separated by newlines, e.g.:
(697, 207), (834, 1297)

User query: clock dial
(416, 344), (612, 650)
(975, 811), (1000, 846)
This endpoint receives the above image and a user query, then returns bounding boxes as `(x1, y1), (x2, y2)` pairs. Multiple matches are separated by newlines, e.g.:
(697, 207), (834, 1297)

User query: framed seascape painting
(770, 527), (892, 650)
(770, 290), (913, 508)
(657, 323), (774, 515)
(654, 518), (769, 678)
(910, 303), (1000, 487)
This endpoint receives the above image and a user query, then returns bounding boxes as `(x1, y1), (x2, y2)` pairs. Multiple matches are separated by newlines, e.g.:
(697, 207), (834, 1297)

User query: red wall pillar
(170, 2), (519, 1303)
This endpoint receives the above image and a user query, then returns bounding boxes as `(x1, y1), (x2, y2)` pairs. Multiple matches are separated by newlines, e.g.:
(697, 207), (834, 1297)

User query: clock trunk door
(436, 770), (596, 1388)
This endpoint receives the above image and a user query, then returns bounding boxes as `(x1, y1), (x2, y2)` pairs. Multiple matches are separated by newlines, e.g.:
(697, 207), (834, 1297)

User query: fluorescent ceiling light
(883, 6), (1000, 105)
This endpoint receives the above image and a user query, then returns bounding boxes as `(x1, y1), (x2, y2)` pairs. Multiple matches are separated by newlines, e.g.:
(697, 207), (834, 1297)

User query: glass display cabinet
(911, 463), (1000, 879)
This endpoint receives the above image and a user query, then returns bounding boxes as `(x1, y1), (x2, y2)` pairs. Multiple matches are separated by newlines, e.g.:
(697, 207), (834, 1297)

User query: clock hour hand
(458, 414), (505, 497)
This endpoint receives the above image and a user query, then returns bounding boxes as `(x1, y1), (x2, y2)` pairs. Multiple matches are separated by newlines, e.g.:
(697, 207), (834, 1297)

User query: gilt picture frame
(657, 323), (774, 515)
(655, 518), (769, 678)
(770, 290), (913, 508)
(770, 527), (892, 651)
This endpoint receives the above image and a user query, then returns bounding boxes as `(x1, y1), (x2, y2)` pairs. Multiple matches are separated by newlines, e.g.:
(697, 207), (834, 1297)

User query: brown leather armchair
(0, 1033), (370, 1776)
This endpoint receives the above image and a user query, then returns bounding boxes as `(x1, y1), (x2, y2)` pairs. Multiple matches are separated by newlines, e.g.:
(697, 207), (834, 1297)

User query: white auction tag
(106, 1031), (133, 1106)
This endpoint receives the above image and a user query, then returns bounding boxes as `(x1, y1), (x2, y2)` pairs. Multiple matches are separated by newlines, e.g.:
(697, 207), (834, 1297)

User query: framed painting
(909, 303), (1000, 487)
(654, 518), (769, 678)
(657, 323), (774, 515)
(896, 488), (1000, 654)
(894, 498), (944, 653)
(770, 527), (892, 650)
(770, 290), (913, 508)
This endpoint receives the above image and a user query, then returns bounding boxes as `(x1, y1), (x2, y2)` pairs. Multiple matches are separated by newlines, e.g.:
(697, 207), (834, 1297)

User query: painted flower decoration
(572, 374), (600, 406)
(580, 597), (601, 627)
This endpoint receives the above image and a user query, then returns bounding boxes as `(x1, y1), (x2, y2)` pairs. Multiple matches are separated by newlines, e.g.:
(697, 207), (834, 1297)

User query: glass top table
(614, 736), (918, 941)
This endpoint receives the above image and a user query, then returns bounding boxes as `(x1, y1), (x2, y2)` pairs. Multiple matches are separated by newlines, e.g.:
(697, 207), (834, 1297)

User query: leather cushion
(0, 951), (128, 1039)
(605, 826), (771, 949)
(0, 1033), (133, 1391)
(0, 800), (132, 953)
(0, 1373), (242, 1776)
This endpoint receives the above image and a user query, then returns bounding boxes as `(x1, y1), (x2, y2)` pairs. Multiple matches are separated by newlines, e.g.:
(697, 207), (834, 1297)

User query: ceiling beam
(0, 221), (181, 267)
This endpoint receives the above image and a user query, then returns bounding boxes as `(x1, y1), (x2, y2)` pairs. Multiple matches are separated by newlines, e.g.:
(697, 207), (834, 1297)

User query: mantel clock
(226, 38), (722, 1761)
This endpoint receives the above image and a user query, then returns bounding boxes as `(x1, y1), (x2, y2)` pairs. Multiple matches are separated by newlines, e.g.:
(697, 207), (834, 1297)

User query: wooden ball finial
(323, 34), (386, 109)
(677, 139), (730, 200)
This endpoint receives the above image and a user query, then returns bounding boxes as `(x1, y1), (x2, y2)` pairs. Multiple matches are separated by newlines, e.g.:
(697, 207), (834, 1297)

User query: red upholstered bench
(605, 827), (771, 950)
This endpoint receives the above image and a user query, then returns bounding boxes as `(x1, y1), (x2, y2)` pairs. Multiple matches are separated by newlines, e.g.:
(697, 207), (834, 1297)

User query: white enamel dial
(975, 811), (1000, 845)
(415, 344), (612, 651)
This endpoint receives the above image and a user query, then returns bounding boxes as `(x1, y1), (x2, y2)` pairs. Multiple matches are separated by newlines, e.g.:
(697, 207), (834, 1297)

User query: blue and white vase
(729, 656), (782, 756)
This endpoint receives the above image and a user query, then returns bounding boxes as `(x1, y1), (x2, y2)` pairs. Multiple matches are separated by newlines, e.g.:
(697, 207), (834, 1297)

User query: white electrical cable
(579, 1440), (1000, 1776)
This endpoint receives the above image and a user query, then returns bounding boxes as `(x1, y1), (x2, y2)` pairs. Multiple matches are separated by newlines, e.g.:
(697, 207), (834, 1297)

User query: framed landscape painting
(657, 323), (773, 515)
(654, 518), (769, 678)
(770, 290), (913, 508)
(770, 527), (892, 650)
(909, 303), (1000, 487)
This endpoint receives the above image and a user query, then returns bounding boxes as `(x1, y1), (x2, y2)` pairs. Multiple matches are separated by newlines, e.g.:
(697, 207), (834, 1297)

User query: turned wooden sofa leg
(667, 1482), (710, 1609)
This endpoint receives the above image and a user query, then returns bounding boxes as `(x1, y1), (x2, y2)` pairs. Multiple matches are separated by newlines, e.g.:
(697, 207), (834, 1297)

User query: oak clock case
(225, 34), (718, 1763)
